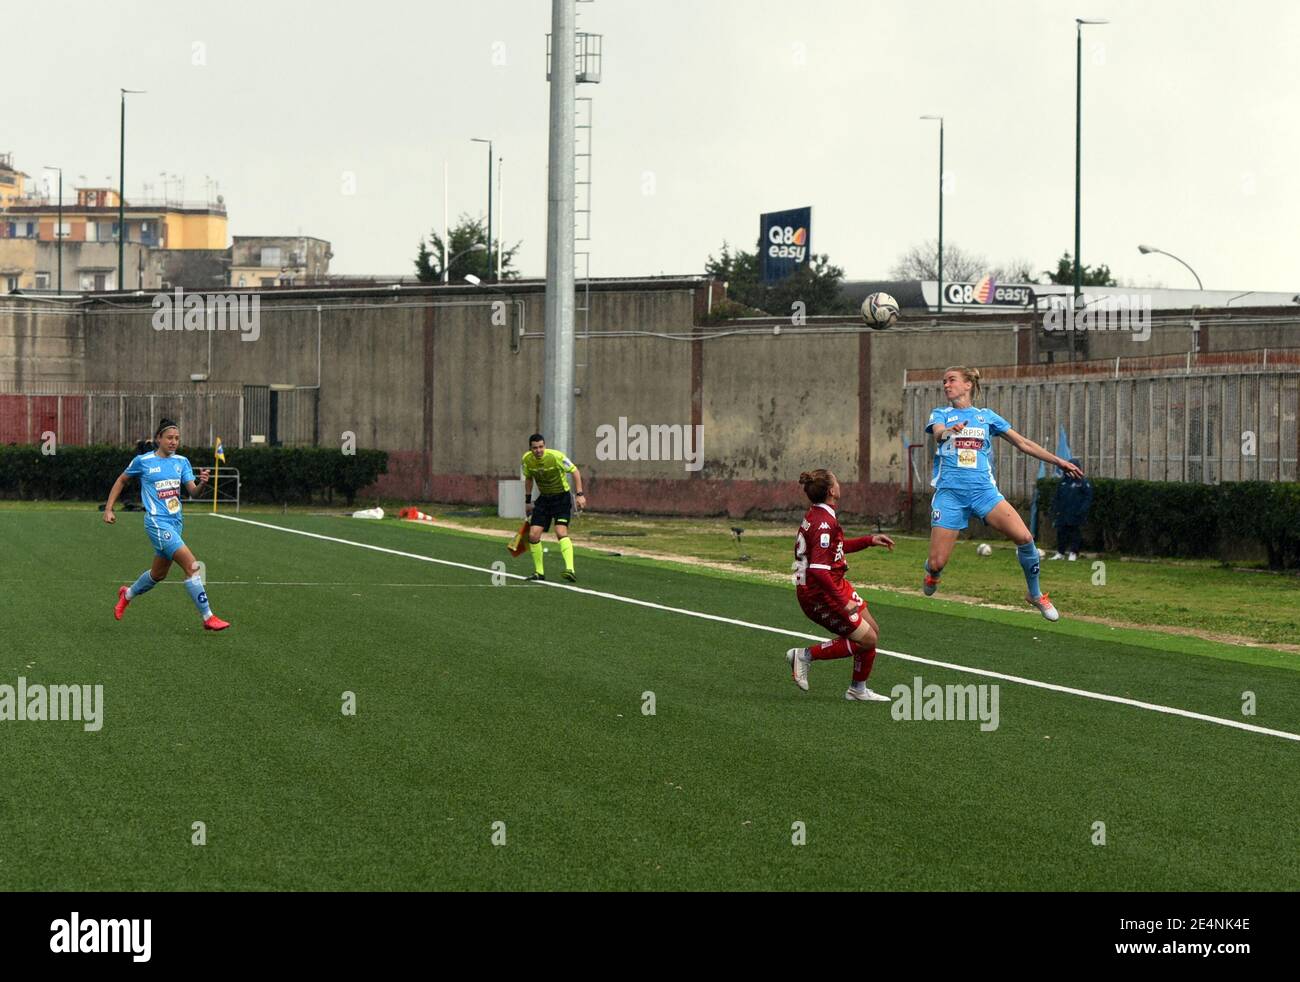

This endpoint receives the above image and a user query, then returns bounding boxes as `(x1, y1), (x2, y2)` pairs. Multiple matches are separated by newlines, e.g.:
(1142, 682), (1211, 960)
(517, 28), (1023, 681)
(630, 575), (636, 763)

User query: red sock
(809, 637), (854, 660)
(851, 644), (877, 683)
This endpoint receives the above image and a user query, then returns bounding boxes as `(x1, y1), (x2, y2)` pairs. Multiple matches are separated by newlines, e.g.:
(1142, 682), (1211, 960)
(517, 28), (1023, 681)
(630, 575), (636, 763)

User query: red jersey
(794, 502), (875, 600)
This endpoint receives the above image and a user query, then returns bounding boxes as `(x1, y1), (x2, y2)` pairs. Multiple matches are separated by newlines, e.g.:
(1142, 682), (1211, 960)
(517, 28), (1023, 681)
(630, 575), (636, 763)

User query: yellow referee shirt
(521, 448), (576, 495)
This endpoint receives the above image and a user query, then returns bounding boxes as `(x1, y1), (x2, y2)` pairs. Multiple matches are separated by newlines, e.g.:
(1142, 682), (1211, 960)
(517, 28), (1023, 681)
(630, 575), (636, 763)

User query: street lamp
(470, 137), (493, 282)
(118, 87), (146, 289)
(44, 165), (62, 294)
(445, 242), (487, 282)
(1074, 18), (1108, 307)
(1138, 244), (1202, 289)
(920, 115), (944, 313)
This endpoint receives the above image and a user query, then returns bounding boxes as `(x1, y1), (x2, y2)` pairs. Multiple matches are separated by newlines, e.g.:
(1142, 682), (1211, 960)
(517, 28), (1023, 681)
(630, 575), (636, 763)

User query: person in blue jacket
(1049, 457), (1092, 562)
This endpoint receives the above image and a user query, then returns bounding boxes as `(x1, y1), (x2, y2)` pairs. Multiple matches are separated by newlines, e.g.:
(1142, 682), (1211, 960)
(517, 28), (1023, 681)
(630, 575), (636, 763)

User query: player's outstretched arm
(1000, 429), (1083, 479)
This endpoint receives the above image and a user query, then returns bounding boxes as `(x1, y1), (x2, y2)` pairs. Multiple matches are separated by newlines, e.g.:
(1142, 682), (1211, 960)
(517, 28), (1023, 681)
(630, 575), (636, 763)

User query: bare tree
(890, 240), (988, 282)
(892, 241), (1040, 283)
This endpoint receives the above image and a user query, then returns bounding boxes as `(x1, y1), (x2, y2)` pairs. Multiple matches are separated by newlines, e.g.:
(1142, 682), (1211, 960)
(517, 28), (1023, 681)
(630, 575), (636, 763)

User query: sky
(10, 0), (1299, 291)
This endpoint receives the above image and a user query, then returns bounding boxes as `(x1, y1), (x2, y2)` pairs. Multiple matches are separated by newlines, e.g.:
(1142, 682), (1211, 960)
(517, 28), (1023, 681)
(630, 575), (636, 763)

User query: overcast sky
(13, 0), (1298, 291)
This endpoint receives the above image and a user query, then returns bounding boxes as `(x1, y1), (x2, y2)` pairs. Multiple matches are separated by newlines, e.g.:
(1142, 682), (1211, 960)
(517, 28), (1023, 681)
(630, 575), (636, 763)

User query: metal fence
(0, 382), (317, 449)
(905, 351), (1300, 501)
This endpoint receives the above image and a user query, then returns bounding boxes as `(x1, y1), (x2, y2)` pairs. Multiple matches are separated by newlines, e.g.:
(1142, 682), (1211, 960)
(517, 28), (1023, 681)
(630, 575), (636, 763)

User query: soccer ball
(976, 543), (993, 557)
(862, 292), (900, 329)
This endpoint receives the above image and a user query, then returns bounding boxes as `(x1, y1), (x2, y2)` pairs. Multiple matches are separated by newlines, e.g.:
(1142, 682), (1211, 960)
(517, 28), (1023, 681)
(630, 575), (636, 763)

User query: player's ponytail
(798, 469), (833, 503)
(154, 417), (179, 439)
(944, 366), (982, 403)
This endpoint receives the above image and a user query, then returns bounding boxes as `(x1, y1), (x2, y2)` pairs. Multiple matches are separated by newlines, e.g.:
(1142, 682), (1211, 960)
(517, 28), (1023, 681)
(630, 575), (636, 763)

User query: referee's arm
(569, 465), (586, 508)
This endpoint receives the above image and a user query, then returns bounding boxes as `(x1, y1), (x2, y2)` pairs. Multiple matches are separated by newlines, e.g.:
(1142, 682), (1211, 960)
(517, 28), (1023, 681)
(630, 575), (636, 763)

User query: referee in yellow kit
(520, 432), (586, 581)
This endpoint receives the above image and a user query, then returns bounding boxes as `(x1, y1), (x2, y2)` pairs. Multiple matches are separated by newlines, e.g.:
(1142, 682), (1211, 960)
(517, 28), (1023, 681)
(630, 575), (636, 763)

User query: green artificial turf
(1, 507), (1297, 890)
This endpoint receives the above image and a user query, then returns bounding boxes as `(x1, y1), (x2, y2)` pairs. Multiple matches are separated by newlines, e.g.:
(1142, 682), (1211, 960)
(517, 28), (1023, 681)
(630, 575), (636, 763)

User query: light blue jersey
(124, 451), (194, 519)
(925, 405), (1010, 491)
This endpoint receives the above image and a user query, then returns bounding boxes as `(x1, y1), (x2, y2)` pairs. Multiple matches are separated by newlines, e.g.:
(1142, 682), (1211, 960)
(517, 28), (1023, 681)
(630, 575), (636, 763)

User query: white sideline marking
(212, 514), (1300, 744)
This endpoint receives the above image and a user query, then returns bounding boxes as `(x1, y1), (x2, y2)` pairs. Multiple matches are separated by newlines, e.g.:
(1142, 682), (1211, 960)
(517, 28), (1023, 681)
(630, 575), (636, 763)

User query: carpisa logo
(767, 224), (807, 263)
(151, 287), (261, 341)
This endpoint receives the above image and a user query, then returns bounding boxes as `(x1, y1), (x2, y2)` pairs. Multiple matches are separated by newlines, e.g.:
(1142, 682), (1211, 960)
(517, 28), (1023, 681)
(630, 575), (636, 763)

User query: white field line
(211, 514), (1300, 744)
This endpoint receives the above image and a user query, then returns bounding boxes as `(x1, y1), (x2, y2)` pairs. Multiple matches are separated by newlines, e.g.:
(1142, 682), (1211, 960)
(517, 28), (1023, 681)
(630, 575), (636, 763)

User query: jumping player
(520, 433), (586, 582)
(786, 469), (895, 702)
(923, 366), (1084, 621)
(103, 418), (230, 631)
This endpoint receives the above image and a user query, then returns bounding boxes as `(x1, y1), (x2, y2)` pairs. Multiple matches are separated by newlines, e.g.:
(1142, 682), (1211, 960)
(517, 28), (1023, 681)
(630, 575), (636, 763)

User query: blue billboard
(759, 206), (812, 284)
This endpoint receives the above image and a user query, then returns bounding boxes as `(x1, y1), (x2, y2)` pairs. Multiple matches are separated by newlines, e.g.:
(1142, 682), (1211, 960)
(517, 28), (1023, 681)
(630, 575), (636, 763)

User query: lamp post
(470, 137), (493, 282)
(44, 165), (62, 294)
(920, 115), (944, 313)
(1074, 19), (1107, 307)
(118, 87), (145, 290)
(1138, 244), (1202, 289)
(446, 242), (487, 281)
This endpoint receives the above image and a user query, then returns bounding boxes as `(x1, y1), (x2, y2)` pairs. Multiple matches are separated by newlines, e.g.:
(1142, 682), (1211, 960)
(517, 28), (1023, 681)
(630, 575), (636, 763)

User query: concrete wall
(3, 283), (1299, 516)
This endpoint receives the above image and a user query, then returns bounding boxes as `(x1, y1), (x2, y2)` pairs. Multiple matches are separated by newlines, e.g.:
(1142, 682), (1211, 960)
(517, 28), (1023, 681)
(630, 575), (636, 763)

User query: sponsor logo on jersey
(148, 467), (161, 474)
(800, 519), (810, 531)
(819, 533), (830, 548)
(818, 522), (830, 530)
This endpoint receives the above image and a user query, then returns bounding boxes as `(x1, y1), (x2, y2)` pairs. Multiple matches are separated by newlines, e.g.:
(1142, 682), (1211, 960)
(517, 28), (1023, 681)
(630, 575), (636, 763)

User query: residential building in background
(229, 236), (332, 287)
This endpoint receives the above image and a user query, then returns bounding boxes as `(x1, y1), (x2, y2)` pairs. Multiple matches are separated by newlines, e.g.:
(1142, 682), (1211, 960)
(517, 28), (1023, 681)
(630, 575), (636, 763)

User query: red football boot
(114, 585), (131, 621)
(203, 615), (231, 631)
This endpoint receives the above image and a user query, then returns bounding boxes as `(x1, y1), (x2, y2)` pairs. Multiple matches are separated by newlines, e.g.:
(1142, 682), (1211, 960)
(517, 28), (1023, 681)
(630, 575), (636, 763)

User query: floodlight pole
(542, 0), (576, 457)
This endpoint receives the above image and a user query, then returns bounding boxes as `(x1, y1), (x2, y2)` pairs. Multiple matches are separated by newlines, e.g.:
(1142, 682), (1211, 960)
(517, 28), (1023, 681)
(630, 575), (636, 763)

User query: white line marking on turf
(212, 514), (1300, 744)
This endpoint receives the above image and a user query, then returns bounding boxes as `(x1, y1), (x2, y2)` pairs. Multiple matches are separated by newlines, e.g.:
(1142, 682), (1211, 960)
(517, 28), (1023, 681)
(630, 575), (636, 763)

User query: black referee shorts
(529, 492), (572, 532)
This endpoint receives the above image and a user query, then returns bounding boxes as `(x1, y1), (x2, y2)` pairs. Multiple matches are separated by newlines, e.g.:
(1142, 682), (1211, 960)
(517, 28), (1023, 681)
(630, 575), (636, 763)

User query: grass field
(2, 504), (1298, 891)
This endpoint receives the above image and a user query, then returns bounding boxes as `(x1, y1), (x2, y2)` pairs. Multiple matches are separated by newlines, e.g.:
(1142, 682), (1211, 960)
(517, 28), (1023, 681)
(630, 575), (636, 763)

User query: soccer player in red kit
(787, 469), (895, 702)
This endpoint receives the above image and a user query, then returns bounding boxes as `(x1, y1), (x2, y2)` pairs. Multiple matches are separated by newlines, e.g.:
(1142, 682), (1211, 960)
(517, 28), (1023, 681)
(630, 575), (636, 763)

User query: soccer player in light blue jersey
(923, 366), (1084, 621)
(103, 418), (230, 630)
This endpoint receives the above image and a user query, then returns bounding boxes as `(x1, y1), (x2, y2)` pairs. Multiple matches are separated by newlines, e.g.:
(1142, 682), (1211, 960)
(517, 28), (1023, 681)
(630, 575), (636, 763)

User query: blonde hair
(943, 365), (982, 403)
(798, 469), (834, 503)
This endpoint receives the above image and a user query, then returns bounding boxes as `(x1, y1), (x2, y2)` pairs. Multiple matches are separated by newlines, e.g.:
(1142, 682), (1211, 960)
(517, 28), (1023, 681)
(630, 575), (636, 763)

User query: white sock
(850, 680), (866, 693)
(799, 648), (812, 663)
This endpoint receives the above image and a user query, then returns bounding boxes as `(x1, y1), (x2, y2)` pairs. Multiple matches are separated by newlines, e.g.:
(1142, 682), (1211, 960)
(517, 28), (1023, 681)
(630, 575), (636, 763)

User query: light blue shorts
(930, 486), (1005, 531)
(144, 517), (186, 560)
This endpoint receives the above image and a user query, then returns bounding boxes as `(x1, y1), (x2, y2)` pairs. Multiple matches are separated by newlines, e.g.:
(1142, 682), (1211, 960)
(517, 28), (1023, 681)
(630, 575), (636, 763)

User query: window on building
(260, 277), (277, 287)
(35, 272), (50, 289)
(93, 273), (107, 291)
(5, 275), (18, 293)
(260, 247), (281, 267)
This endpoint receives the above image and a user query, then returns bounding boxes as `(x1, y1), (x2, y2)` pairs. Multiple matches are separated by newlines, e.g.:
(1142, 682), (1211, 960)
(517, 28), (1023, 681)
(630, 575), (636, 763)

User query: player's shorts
(529, 492), (572, 532)
(144, 517), (186, 560)
(797, 582), (866, 639)
(930, 486), (1005, 531)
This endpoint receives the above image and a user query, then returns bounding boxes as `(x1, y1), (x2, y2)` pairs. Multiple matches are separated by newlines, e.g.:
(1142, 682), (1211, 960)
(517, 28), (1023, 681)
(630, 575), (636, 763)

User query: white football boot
(786, 648), (810, 691)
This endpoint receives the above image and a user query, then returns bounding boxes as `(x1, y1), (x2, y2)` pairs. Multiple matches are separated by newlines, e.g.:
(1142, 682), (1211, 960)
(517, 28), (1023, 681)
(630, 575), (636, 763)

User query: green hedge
(0, 444), (388, 506)
(1035, 477), (1300, 568)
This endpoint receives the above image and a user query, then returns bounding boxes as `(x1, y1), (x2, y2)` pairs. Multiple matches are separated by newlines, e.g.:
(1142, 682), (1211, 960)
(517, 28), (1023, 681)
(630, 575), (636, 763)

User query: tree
(415, 214), (520, 283)
(1043, 252), (1117, 287)
(890, 240), (988, 282)
(704, 239), (854, 316)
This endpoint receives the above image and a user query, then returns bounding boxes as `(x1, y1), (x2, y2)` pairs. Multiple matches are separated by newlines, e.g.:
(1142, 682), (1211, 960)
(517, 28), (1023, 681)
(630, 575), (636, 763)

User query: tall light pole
(1138, 244), (1202, 289)
(118, 87), (145, 290)
(920, 115), (944, 313)
(1074, 19), (1107, 307)
(44, 165), (62, 294)
(471, 137), (493, 282)
(543, 0), (577, 458)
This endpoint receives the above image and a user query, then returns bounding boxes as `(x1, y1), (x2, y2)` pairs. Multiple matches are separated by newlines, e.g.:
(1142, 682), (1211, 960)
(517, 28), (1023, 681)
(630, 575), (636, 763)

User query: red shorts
(797, 581), (866, 638)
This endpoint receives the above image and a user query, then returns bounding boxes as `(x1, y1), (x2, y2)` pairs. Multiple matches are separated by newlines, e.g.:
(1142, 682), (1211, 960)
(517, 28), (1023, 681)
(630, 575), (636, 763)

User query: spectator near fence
(1050, 458), (1092, 562)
